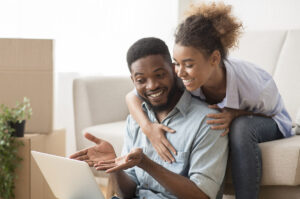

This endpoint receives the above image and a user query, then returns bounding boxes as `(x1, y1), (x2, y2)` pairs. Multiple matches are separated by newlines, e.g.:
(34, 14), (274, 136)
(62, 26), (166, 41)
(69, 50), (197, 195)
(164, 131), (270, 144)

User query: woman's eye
(185, 64), (193, 68)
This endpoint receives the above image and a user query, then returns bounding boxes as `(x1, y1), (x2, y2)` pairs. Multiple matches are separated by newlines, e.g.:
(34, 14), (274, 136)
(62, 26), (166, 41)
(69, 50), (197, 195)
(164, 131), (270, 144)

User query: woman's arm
(125, 91), (177, 162)
(206, 105), (271, 136)
(125, 90), (150, 129)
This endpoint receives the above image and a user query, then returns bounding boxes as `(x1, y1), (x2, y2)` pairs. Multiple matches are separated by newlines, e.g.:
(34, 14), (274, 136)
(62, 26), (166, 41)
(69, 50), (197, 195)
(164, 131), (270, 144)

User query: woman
(126, 2), (293, 199)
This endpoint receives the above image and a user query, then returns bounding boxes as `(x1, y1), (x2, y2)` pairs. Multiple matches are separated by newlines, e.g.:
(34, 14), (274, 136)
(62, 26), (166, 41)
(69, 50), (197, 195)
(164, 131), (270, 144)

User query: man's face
(131, 55), (176, 111)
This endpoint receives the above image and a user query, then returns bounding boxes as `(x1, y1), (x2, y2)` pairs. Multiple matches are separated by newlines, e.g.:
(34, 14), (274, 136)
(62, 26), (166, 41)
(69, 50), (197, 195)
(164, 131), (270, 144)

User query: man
(71, 37), (228, 199)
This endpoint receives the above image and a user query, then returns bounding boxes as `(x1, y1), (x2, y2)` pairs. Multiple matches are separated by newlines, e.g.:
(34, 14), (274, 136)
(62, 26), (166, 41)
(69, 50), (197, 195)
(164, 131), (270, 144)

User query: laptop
(31, 151), (105, 199)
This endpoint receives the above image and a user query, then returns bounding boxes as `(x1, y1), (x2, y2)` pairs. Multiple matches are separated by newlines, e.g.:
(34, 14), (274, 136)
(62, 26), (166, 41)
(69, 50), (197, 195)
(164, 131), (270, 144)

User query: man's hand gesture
(70, 133), (116, 166)
(94, 148), (144, 173)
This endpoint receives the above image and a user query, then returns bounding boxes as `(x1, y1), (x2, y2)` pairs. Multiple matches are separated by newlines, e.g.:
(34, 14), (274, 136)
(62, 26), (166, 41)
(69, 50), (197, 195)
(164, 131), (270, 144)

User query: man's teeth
(149, 90), (163, 97)
(183, 79), (193, 83)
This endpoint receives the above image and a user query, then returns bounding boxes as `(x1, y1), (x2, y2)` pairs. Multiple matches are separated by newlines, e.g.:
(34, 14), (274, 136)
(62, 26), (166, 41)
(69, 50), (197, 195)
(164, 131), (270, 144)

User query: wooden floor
(99, 185), (107, 198)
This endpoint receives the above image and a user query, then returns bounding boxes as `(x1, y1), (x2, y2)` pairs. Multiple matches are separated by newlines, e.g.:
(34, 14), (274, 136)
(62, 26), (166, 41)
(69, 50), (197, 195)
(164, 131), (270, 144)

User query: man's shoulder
(181, 95), (222, 137)
(188, 96), (220, 117)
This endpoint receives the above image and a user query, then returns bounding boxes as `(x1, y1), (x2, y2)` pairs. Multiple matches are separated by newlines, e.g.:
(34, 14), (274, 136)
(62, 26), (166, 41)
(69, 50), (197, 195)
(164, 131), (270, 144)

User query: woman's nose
(176, 65), (186, 78)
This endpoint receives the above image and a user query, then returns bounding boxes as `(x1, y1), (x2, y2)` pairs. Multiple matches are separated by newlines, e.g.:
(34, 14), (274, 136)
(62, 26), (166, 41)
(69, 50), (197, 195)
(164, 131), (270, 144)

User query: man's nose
(146, 79), (159, 90)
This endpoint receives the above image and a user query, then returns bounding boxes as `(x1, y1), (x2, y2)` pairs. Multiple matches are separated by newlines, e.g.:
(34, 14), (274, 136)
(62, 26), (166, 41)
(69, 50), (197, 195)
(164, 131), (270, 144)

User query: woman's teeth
(183, 79), (193, 83)
(149, 90), (163, 98)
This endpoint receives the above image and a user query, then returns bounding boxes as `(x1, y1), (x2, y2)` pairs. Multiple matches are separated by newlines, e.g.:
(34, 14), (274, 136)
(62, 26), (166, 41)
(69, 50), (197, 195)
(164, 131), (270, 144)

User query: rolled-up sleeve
(189, 123), (229, 199)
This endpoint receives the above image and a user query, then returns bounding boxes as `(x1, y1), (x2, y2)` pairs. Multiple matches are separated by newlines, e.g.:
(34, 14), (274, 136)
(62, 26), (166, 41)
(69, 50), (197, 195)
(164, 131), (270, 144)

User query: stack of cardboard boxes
(0, 39), (65, 199)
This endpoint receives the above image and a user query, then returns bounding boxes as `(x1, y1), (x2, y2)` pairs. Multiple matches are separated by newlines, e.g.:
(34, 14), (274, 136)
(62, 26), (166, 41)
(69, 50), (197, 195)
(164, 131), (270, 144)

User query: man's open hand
(69, 133), (116, 166)
(94, 148), (144, 173)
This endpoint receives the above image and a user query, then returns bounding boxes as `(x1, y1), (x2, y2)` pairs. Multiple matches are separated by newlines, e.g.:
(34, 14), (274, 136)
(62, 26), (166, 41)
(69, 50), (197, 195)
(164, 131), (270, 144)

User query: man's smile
(146, 88), (166, 101)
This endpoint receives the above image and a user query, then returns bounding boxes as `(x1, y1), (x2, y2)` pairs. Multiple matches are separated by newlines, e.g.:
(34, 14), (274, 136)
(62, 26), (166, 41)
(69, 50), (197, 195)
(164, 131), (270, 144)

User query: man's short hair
(126, 37), (172, 71)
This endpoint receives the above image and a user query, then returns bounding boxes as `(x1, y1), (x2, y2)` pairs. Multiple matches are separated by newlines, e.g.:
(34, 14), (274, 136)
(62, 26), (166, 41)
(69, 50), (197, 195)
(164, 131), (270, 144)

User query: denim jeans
(227, 115), (283, 199)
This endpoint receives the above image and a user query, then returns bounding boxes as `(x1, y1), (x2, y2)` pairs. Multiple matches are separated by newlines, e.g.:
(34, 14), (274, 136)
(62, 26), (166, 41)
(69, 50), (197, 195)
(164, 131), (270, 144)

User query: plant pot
(9, 120), (26, 137)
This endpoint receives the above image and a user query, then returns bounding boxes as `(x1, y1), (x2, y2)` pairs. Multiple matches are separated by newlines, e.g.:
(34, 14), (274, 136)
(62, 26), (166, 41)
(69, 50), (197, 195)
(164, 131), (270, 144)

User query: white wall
(0, 0), (179, 155)
(2, 0), (299, 155)
(178, 0), (300, 30)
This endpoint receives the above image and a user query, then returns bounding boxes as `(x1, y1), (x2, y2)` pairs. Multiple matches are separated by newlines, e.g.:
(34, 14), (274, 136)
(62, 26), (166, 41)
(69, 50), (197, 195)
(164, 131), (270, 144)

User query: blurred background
(1, 0), (299, 155)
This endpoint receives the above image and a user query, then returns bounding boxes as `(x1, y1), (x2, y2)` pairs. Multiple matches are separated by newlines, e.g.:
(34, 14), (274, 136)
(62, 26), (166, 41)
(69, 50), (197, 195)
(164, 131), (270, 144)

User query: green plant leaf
(0, 97), (29, 199)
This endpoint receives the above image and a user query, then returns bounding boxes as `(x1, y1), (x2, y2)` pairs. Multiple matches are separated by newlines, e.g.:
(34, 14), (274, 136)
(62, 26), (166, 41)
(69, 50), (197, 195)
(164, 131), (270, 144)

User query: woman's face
(173, 44), (217, 91)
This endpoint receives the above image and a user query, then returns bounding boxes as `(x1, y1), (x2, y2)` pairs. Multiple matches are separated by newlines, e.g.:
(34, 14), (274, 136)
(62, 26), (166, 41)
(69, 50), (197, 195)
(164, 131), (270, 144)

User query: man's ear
(209, 50), (221, 67)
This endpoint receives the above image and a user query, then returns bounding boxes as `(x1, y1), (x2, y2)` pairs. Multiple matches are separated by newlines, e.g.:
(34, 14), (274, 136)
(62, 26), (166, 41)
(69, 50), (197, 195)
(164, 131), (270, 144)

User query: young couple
(71, 2), (292, 199)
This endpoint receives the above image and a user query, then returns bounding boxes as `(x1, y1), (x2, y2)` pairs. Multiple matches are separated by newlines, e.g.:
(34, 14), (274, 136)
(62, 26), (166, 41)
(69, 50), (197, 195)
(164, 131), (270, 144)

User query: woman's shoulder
(225, 57), (279, 106)
(225, 57), (274, 86)
(226, 57), (272, 78)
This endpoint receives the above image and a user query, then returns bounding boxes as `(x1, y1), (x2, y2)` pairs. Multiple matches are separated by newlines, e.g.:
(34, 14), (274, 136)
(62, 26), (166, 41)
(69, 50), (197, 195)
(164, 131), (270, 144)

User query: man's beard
(139, 80), (179, 113)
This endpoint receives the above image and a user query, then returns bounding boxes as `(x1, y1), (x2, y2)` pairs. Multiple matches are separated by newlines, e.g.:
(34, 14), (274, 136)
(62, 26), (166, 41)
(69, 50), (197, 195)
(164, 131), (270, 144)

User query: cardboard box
(0, 39), (53, 133)
(14, 129), (65, 199)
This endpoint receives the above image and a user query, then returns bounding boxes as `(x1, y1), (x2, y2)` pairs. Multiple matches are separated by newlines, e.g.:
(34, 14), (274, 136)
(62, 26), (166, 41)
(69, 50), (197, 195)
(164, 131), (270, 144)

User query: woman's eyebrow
(172, 58), (194, 63)
(181, 58), (194, 63)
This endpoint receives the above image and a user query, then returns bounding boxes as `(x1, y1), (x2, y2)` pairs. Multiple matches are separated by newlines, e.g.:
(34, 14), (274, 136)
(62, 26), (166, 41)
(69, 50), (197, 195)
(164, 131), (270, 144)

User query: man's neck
(155, 89), (183, 123)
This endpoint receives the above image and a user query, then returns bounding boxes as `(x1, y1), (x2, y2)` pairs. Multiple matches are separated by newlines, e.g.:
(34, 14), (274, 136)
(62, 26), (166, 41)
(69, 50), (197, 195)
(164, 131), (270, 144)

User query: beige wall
(0, 39), (53, 133)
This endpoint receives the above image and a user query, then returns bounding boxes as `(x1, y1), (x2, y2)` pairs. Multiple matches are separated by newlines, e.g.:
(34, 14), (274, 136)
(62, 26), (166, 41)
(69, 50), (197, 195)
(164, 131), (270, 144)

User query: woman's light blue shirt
(190, 57), (293, 137)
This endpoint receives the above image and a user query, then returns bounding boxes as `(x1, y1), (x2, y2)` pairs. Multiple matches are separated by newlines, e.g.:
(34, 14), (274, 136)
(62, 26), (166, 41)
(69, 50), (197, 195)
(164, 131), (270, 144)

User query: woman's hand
(94, 148), (144, 173)
(207, 104), (241, 136)
(143, 123), (176, 163)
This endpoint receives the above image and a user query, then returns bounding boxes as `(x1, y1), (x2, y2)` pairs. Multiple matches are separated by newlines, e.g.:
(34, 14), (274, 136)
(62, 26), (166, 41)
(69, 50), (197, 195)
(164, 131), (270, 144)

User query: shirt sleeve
(237, 61), (282, 116)
(254, 78), (283, 115)
(121, 116), (139, 185)
(188, 117), (229, 199)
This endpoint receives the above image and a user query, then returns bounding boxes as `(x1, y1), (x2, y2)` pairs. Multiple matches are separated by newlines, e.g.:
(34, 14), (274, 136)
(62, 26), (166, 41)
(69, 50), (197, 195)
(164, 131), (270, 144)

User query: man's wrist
(138, 153), (151, 171)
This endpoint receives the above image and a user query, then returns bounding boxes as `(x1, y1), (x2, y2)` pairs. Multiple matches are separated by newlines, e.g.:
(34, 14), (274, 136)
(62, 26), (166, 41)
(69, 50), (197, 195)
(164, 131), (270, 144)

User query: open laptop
(31, 151), (105, 199)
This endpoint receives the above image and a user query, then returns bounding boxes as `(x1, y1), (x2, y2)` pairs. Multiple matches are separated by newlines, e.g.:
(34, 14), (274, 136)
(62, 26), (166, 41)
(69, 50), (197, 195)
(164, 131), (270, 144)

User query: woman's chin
(184, 84), (198, 92)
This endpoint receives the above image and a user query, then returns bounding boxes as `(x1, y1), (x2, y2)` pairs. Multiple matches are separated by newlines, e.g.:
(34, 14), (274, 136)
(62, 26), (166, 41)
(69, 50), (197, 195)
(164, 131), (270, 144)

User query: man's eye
(136, 79), (145, 83)
(156, 73), (165, 78)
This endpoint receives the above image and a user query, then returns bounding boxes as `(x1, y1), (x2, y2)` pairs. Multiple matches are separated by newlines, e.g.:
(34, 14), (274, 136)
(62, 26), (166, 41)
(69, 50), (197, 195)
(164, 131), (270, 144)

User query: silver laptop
(31, 151), (105, 199)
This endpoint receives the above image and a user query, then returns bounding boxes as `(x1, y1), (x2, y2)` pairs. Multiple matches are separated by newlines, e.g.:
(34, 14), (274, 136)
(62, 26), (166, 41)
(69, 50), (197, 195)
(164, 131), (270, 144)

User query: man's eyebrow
(134, 72), (143, 77)
(153, 68), (165, 73)
(134, 67), (165, 77)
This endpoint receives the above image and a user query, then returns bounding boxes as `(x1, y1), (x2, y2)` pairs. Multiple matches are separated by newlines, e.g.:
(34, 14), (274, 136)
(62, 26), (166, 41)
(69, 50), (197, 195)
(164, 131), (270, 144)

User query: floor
(99, 185), (107, 198)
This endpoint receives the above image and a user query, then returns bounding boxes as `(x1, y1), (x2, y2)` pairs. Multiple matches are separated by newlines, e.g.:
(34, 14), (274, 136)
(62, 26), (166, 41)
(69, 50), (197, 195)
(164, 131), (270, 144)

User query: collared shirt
(122, 90), (229, 199)
(190, 57), (293, 137)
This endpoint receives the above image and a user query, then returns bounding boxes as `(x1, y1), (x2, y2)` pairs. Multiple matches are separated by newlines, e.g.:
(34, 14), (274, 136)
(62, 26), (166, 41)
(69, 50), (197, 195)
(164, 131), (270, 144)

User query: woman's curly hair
(175, 2), (243, 59)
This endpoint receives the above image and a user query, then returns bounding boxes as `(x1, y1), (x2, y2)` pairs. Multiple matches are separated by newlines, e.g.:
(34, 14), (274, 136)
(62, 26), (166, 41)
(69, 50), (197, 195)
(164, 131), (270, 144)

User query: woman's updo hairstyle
(175, 2), (243, 60)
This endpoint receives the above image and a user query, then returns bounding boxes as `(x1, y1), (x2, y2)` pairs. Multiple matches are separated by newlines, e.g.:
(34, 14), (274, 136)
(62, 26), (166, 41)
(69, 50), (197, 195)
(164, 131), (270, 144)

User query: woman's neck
(202, 61), (227, 104)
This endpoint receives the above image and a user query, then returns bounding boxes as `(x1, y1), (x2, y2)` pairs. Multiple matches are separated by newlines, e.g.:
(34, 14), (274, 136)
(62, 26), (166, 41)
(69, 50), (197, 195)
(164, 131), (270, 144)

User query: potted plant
(0, 97), (32, 137)
(0, 123), (23, 199)
(0, 98), (32, 199)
